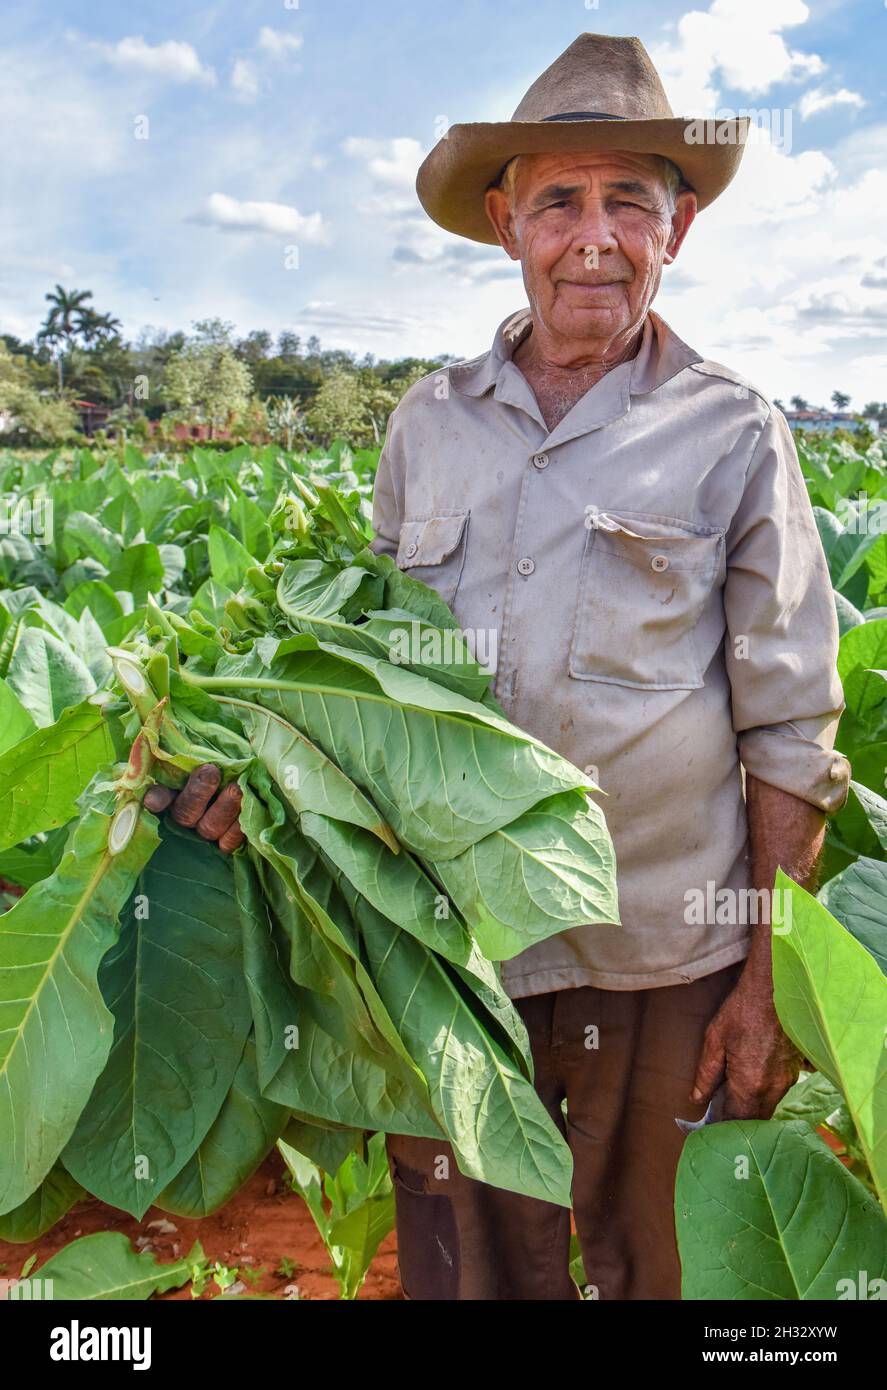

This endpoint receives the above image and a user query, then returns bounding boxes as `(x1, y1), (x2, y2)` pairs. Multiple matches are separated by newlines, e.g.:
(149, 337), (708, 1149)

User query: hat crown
(511, 33), (674, 123)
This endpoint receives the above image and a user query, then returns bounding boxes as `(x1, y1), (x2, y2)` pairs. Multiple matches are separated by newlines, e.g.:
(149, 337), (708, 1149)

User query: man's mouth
(561, 280), (624, 290)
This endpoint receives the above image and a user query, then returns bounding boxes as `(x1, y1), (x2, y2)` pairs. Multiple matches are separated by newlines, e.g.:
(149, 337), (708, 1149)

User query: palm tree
(38, 285), (96, 390)
(831, 390), (851, 411)
(789, 395), (810, 412)
(79, 310), (122, 346)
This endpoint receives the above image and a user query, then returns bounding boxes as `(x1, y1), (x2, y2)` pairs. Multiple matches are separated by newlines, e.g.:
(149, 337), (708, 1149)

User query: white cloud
(192, 193), (330, 242)
(800, 87), (865, 120)
(231, 59), (260, 102)
(257, 27), (304, 58)
(91, 36), (215, 86)
(650, 0), (824, 115)
(341, 134), (516, 283)
(297, 301), (415, 335)
(342, 137), (425, 190)
(651, 122), (887, 402)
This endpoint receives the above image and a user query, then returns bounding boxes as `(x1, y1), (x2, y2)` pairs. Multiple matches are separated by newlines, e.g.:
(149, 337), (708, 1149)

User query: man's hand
(691, 972), (802, 1119)
(690, 774), (824, 1120)
(144, 765), (244, 853)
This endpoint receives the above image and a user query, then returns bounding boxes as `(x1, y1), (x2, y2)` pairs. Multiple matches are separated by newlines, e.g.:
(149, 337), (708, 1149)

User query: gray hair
(499, 152), (683, 211)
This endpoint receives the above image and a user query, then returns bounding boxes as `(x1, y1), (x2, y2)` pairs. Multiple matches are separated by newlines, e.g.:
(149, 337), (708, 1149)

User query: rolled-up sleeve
(370, 411), (403, 561)
(724, 407), (850, 813)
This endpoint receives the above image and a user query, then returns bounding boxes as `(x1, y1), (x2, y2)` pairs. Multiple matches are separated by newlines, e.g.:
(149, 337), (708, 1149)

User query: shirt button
(651, 554), (669, 572)
(533, 453), (550, 470)
(404, 540), (418, 559)
(517, 557), (536, 577)
(829, 760), (844, 782)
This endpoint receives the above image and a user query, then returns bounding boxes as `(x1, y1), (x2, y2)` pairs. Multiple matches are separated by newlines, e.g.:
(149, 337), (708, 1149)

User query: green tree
(0, 343), (79, 443)
(831, 390), (851, 411)
(236, 330), (274, 369)
(277, 330), (302, 361)
(789, 395), (809, 411)
(305, 369), (368, 444)
(162, 337), (254, 436)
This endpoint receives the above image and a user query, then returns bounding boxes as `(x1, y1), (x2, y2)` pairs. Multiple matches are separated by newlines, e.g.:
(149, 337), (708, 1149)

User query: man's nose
(572, 199), (619, 256)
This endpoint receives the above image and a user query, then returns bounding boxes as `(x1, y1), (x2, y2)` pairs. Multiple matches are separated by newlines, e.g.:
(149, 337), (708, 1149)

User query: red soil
(0, 1150), (402, 1301)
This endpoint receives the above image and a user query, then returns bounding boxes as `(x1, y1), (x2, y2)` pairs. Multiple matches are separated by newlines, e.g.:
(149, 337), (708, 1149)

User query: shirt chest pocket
(569, 510), (724, 690)
(396, 510), (470, 609)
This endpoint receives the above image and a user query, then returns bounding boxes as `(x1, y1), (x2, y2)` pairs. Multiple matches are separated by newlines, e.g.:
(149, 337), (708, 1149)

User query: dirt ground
(0, 1150), (402, 1301)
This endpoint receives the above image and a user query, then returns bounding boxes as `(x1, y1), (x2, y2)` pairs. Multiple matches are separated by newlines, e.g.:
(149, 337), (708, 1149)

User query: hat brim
(416, 117), (750, 244)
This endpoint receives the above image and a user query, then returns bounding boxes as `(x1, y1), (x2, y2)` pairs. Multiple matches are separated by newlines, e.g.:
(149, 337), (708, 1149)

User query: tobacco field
(0, 434), (884, 1300)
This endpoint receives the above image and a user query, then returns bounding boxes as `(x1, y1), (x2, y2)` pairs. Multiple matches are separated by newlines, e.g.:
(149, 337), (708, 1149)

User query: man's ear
(664, 189), (697, 265)
(484, 187), (521, 260)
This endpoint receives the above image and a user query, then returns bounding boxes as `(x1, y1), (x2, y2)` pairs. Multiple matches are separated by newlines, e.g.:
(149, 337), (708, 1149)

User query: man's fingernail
(691, 1088), (702, 1102)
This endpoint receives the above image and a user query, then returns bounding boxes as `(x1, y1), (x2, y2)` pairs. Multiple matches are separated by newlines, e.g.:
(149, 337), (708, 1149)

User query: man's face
(485, 150), (696, 352)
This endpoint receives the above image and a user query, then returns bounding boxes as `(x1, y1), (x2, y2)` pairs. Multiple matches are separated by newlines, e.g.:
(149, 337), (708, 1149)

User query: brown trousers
(387, 962), (742, 1300)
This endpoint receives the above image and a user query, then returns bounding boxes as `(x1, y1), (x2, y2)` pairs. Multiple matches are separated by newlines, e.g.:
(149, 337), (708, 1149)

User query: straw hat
(416, 33), (749, 244)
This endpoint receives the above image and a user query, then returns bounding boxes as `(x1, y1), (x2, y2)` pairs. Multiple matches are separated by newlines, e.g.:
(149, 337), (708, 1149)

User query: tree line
(0, 285), (456, 449)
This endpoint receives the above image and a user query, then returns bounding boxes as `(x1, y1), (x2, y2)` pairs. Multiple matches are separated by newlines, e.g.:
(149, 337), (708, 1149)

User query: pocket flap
(588, 509), (723, 574)
(397, 511), (469, 569)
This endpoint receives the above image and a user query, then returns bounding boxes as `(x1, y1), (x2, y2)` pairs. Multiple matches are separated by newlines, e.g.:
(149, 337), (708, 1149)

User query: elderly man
(163, 32), (850, 1300)
(366, 32), (850, 1301)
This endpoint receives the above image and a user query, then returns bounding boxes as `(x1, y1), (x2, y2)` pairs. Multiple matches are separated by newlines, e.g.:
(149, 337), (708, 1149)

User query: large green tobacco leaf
(262, 986), (444, 1139)
(241, 788), (421, 1076)
(200, 640), (591, 860)
(208, 524), (257, 589)
(772, 871), (887, 1208)
(239, 833), (437, 1135)
(353, 889), (574, 1206)
(356, 546), (463, 631)
(818, 856), (887, 975)
(0, 676), (35, 754)
(156, 1036), (289, 1219)
(235, 850), (303, 1091)
(837, 615), (887, 683)
(31, 1231), (204, 1300)
(297, 809), (531, 1073)
(298, 808), (477, 965)
(276, 558), (384, 625)
(774, 1070), (846, 1129)
(825, 780), (887, 877)
(0, 700), (121, 854)
(6, 626), (96, 725)
(63, 578), (125, 634)
(0, 799), (159, 1215)
(0, 1163), (84, 1243)
(432, 789), (620, 960)
(105, 542), (165, 604)
(63, 823), (252, 1218)
(63, 510), (122, 569)
(274, 561), (492, 699)
(234, 698), (398, 851)
(676, 1120), (887, 1299)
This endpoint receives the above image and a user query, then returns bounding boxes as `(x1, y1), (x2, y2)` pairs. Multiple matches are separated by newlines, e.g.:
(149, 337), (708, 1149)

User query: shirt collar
(448, 305), (703, 407)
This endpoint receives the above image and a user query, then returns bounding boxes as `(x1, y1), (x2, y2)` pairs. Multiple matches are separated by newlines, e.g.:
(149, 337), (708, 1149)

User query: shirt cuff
(738, 726), (851, 813)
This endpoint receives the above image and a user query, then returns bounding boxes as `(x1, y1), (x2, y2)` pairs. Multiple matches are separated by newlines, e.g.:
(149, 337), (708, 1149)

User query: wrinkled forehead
(512, 148), (668, 191)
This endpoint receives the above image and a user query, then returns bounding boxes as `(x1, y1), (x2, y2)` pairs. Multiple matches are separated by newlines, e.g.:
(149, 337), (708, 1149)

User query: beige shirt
(371, 306), (851, 996)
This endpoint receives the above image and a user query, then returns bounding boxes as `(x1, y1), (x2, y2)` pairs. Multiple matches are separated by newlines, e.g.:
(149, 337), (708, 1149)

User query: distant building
(783, 409), (871, 435)
(74, 400), (112, 436)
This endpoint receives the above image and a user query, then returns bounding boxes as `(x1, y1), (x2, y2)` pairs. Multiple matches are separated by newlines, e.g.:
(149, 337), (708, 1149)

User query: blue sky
(1, 0), (886, 405)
